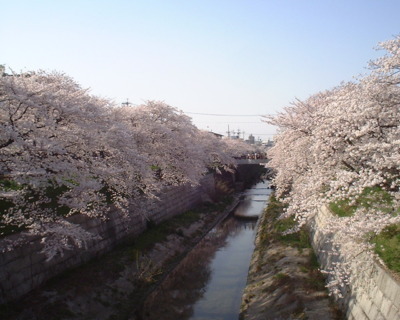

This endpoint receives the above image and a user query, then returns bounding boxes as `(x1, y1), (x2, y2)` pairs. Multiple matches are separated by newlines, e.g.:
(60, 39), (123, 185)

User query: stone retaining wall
(310, 206), (400, 320)
(0, 174), (216, 304)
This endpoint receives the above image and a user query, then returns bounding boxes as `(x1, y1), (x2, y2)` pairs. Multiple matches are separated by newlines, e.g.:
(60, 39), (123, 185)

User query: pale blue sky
(2, 0), (400, 140)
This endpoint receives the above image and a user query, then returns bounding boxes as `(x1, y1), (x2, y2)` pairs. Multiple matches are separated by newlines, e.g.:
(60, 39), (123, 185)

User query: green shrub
(371, 224), (400, 273)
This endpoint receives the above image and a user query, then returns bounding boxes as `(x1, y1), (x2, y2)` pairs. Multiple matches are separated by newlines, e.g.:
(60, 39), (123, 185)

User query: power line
(185, 111), (264, 117)
(196, 121), (263, 124)
(251, 133), (275, 136)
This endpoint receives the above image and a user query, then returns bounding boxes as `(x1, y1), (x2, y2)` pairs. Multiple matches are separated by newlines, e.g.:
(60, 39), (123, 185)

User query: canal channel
(138, 180), (272, 320)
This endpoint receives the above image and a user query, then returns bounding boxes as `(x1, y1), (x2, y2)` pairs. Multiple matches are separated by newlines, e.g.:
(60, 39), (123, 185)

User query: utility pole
(122, 99), (131, 107)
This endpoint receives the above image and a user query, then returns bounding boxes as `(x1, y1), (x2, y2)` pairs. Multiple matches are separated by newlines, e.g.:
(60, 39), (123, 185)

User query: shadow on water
(138, 181), (271, 320)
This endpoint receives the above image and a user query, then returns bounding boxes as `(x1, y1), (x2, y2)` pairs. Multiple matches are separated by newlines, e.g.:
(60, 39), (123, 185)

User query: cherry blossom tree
(266, 35), (400, 296)
(0, 71), (254, 259)
(0, 71), (155, 258)
(196, 132), (251, 173)
(112, 101), (210, 187)
(112, 101), (256, 184)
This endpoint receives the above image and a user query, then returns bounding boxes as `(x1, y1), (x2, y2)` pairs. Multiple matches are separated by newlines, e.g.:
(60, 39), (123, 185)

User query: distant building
(263, 139), (274, 149)
(246, 134), (255, 144)
(209, 132), (223, 139)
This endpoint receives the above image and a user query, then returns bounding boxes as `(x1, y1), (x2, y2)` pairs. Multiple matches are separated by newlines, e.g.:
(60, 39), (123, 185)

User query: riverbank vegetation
(329, 187), (400, 274)
(240, 193), (343, 319)
(258, 195), (319, 276)
(266, 35), (400, 296)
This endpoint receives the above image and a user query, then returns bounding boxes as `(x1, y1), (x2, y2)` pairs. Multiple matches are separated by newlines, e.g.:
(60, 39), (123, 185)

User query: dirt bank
(239, 196), (343, 320)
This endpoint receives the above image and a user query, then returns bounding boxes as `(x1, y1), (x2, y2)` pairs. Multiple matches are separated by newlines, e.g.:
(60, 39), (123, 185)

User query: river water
(139, 180), (272, 320)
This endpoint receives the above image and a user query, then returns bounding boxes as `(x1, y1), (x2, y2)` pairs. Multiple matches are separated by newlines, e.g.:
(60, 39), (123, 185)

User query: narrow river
(139, 180), (272, 320)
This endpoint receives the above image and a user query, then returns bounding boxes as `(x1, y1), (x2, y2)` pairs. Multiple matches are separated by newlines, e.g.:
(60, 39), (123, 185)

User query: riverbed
(139, 181), (272, 320)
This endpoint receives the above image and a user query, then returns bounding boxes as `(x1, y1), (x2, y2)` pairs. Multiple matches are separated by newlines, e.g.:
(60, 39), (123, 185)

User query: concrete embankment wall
(310, 206), (400, 320)
(0, 174), (216, 304)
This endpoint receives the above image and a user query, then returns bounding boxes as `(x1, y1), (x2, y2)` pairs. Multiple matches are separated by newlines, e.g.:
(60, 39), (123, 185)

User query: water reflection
(138, 182), (269, 320)
(235, 181), (272, 218)
(233, 198), (266, 218)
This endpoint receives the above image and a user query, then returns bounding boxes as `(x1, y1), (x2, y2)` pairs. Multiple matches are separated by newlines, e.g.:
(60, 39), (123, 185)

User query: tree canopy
(0, 71), (255, 259)
(266, 35), (400, 296)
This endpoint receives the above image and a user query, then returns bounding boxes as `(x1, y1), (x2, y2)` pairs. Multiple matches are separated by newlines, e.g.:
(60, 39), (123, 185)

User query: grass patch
(371, 223), (400, 273)
(0, 178), (22, 191)
(263, 272), (292, 293)
(329, 186), (400, 275)
(273, 272), (291, 282)
(329, 200), (355, 217)
(258, 195), (286, 247)
(258, 194), (311, 250)
(273, 214), (311, 250)
(304, 251), (327, 291)
(261, 194), (313, 250)
(132, 204), (218, 252)
(329, 186), (398, 217)
(258, 193), (330, 296)
(133, 196), (234, 252)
